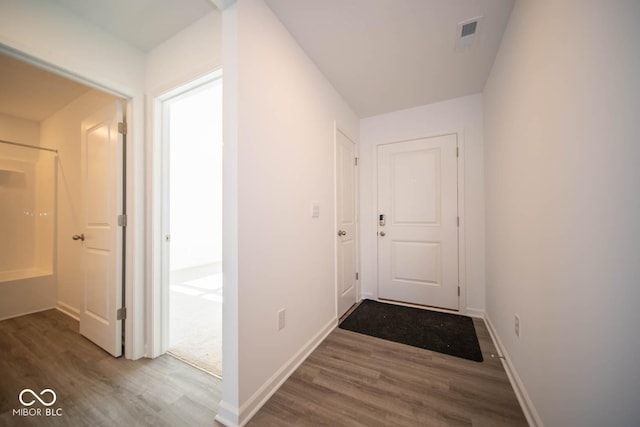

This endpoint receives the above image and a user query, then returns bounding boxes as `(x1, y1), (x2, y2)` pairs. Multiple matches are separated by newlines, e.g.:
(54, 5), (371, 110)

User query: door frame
(334, 123), (360, 319)
(148, 69), (222, 357)
(372, 131), (467, 314)
(0, 43), (143, 359)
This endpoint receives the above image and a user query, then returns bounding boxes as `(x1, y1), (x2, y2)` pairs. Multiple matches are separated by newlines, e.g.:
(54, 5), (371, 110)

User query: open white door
(377, 134), (459, 310)
(336, 130), (357, 318)
(79, 101), (125, 357)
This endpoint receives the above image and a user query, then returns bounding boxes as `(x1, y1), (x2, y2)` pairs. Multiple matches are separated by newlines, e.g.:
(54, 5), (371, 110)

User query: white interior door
(377, 134), (459, 310)
(336, 130), (357, 318)
(79, 101), (124, 357)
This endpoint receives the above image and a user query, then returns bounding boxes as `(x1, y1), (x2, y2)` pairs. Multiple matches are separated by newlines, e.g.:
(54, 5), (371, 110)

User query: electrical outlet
(278, 309), (286, 331)
(514, 314), (520, 338)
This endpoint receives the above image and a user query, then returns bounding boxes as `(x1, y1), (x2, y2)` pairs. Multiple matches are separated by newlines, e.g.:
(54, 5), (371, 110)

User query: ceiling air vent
(456, 17), (482, 51)
(461, 21), (477, 38)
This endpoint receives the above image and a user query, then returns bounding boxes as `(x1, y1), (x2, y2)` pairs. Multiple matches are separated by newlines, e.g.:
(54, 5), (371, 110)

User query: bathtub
(0, 268), (56, 321)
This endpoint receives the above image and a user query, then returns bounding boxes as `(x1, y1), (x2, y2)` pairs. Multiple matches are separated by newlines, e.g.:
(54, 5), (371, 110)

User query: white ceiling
(49, 0), (216, 52)
(2, 1), (514, 121)
(265, 0), (515, 117)
(0, 53), (91, 122)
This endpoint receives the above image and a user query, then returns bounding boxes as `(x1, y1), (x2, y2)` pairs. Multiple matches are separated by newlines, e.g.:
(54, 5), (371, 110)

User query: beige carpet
(168, 274), (222, 377)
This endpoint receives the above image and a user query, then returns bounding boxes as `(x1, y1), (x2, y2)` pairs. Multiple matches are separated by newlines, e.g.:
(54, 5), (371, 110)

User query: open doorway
(161, 72), (223, 377)
(0, 50), (127, 356)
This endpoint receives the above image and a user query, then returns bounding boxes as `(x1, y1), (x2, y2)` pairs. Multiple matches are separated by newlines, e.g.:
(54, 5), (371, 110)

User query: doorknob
(379, 231), (386, 237)
(338, 230), (347, 236)
(72, 234), (85, 241)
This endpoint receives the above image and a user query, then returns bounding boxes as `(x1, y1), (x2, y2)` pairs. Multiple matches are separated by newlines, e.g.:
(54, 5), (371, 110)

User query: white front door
(79, 101), (124, 357)
(336, 130), (357, 318)
(377, 134), (459, 310)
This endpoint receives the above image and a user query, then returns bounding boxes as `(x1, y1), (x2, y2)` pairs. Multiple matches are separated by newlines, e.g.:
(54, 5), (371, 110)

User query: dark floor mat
(339, 299), (483, 362)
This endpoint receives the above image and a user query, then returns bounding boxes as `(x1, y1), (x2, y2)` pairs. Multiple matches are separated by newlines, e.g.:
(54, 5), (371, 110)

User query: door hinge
(118, 122), (127, 135)
(458, 287), (460, 297)
(457, 216), (460, 227)
(118, 214), (128, 227)
(456, 147), (459, 157)
(355, 157), (359, 166)
(356, 272), (359, 280)
(117, 307), (127, 320)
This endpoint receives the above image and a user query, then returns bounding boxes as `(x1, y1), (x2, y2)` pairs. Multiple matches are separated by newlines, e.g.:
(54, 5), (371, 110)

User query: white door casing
(377, 134), (459, 310)
(336, 129), (357, 318)
(79, 101), (124, 357)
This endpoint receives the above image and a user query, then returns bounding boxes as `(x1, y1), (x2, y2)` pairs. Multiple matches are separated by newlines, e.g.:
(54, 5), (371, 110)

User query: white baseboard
(465, 307), (485, 318)
(484, 313), (543, 427)
(56, 301), (80, 321)
(215, 401), (240, 427)
(359, 291), (376, 300)
(215, 318), (337, 427)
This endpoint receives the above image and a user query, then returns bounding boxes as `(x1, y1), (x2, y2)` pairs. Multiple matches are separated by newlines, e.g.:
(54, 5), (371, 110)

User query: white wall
(484, 1), (640, 425)
(145, 10), (222, 94)
(219, 0), (359, 424)
(40, 90), (120, 318)
(0, 0), (147, 359)
(359, 94), (485, 313)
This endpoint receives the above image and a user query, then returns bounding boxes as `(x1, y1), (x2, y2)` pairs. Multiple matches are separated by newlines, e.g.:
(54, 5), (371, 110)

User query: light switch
(311, 201), (320, 218)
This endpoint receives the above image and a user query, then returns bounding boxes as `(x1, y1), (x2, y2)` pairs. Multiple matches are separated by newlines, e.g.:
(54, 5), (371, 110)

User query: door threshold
(166, 351), (222, 380)
(378, 297), (460, 315)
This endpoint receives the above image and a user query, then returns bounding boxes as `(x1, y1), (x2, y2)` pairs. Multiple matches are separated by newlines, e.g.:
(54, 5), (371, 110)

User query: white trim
(464, 307), (485, 319)
(360, 291), (376, 300)
(215, 401), (240, 427)
(0, 44), (131, 99)
(373, 130), (467, 313)
(216, 318), (337, 426)
(456, 131), (467, 313)
(146, 69), (223, 358)
(56, 301), (80, 321)
(333, 121), (338, 320)
(484, 313), (543, 427)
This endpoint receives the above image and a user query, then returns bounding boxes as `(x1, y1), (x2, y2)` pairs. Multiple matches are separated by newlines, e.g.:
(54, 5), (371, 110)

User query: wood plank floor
(249, 316), (527, 426)
(0, 309), (221, 427)
(1, 309), (526, 426)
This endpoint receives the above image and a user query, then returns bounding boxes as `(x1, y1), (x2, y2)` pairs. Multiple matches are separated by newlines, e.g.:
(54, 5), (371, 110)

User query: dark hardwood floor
(250, 316), (527, 426)
(0, 310), (221, 426)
